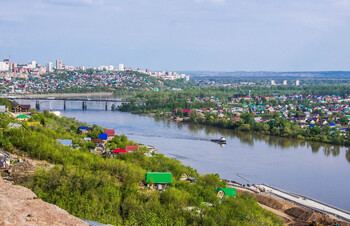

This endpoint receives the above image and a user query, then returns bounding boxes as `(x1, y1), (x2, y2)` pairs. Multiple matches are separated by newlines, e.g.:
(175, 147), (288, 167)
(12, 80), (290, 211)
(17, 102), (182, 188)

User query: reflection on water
(346, 149), (350, 162)
(184, 121), (348, 161)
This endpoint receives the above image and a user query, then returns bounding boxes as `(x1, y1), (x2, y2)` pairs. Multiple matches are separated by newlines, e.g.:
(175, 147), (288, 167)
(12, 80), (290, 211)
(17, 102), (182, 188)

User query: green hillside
(0, 110), (283, 225)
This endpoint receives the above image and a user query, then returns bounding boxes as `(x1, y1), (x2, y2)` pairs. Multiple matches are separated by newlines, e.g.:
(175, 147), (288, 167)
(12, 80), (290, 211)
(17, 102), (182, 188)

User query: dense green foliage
(0, 111), (283, 225)
(118, 90), (219, 113)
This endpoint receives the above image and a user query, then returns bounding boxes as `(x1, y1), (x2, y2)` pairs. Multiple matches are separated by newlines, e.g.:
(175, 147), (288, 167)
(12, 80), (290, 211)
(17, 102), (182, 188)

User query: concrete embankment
(260, 184), (350, 223)
(225, 180), (350, 225)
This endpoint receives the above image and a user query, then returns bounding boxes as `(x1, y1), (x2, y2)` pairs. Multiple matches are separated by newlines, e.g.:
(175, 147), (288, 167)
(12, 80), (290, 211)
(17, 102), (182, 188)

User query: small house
(104, 129), (115, 137)
(146, 172), (172, 190)
(216, 188), (237, 198)
(0, 105), (6, 113)
(126, 145), (138, 152)
(27, 122), (40, 127)
(112, 149), (128, 154)
(8, 122), (23, 129)
(78, 127), (88, 134)
(16, 114), (28, 121)
(179, 173), (196, 183)
(57, 139), (73, 147)
(13, 104), (30, 113)
(99, 133), (108, 140)
(91, 139), (103, 143)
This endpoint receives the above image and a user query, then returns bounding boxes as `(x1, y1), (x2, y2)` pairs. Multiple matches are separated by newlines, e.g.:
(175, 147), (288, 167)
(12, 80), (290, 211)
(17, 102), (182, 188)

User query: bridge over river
(10, 97), (134, 111)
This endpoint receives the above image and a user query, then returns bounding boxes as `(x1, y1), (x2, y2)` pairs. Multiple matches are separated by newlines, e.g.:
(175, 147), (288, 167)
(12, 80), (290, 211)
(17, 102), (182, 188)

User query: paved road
(259, 184), (350, 222)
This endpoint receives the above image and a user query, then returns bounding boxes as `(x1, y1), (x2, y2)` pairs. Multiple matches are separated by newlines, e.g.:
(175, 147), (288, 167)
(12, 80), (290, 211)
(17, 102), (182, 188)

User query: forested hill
(0, 109), (283, 225)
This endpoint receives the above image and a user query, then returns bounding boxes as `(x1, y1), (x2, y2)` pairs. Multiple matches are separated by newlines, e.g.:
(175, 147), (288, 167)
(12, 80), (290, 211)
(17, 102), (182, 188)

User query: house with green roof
(16, 114), (28, 121)
(216, 188), (236, 198)
(146, 172), (172, 190)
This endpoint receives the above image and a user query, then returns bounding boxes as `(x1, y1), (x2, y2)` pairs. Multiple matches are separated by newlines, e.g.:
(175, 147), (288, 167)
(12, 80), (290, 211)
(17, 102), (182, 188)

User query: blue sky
(1, 0), (350, 71)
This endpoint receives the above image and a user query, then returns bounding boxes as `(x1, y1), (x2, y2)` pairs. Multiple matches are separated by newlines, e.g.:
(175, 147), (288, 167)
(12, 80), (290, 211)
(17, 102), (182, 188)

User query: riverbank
(224, 179), (350, 225)
(2, 153), (347, 226)
(234, 186), (350, 226)
(135, 111), (350, 147)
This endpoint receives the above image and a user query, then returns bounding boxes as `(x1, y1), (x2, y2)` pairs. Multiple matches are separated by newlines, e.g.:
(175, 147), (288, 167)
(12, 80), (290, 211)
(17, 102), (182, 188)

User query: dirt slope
(0, 176), (88, 226)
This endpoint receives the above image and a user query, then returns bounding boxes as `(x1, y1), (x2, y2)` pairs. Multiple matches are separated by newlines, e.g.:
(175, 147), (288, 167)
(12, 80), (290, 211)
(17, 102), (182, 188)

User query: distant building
(118, 64), (124, 71)
(283, 80), (287, 85)
(0, 62), (9, 71)
(0, 105), (6, 113)
(46, 62), (53, 73)
(271, 80), (276, 85)
(216, 188), (236, 198)
(57, 139), (73, 147)
(146, 172), (172, 190)
(28, 61), (36, 69)
(98, 65), (113, 71)
(13, 104), (30, 113)
(56, 59), (63, 70)
(296, 80), (300, 86)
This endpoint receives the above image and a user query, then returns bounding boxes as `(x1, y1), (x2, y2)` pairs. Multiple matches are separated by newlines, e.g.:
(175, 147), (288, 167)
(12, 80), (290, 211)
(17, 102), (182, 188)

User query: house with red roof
(112, 149), (128, 154)
(126, 145), (138, 152)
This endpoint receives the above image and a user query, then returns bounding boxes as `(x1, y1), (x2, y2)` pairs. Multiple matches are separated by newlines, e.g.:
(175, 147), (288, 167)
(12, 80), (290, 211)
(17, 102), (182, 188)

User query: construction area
(226, 180), (350, 226)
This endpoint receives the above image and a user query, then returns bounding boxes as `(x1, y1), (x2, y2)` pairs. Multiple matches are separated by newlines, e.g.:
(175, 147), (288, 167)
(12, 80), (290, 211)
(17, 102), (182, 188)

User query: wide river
(17, 99), (350, 211)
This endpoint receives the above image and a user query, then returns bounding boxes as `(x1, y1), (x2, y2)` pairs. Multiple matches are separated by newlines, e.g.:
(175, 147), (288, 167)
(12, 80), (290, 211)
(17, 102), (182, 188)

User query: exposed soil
(0, 176), (88, 226)
(236, 188), (350, 226)
(2, 153), (54, 184)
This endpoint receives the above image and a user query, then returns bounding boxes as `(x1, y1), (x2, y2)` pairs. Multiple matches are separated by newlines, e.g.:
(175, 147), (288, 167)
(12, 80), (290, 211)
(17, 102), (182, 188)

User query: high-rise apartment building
(28, 61), (36, 69)
(56, 59), (63, 70)
(46, 62), (53, 72)
(118, 64), (124, 71)
(0, 62), (9, 71)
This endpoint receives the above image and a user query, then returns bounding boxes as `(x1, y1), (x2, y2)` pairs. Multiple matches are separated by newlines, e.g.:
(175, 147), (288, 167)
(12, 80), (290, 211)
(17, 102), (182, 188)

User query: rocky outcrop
(0, 176), (88, 226)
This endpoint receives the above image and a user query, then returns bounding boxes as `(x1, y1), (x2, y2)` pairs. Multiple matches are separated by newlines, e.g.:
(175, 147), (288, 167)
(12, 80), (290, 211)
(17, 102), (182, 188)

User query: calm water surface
(17, 100), (350, 211)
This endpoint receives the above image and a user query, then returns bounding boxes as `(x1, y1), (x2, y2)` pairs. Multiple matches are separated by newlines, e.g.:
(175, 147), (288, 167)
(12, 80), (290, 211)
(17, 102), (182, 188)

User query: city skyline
(1, 0), (350, 71)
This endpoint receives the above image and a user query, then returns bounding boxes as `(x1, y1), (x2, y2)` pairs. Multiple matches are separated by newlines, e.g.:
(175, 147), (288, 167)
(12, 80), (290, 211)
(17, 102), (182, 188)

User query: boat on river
(211, 137), (226, 144)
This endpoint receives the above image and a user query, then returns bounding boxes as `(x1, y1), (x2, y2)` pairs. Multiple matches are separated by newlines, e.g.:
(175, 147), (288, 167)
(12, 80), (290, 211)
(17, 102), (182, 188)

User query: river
(16, 99), (350, 211)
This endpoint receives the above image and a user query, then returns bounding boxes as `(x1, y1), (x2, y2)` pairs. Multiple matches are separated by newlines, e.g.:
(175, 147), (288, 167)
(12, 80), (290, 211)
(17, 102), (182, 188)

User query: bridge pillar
(64, 100), (66, 110)
(82, 101), (87, 110)
(35, 101), (40, 111)
(105, 102), (108, 111)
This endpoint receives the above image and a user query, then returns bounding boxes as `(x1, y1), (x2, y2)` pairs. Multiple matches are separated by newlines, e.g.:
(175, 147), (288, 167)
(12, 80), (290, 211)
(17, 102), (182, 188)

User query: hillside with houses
(0, 99), (284, 225)
(119, 91), (350, 146)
